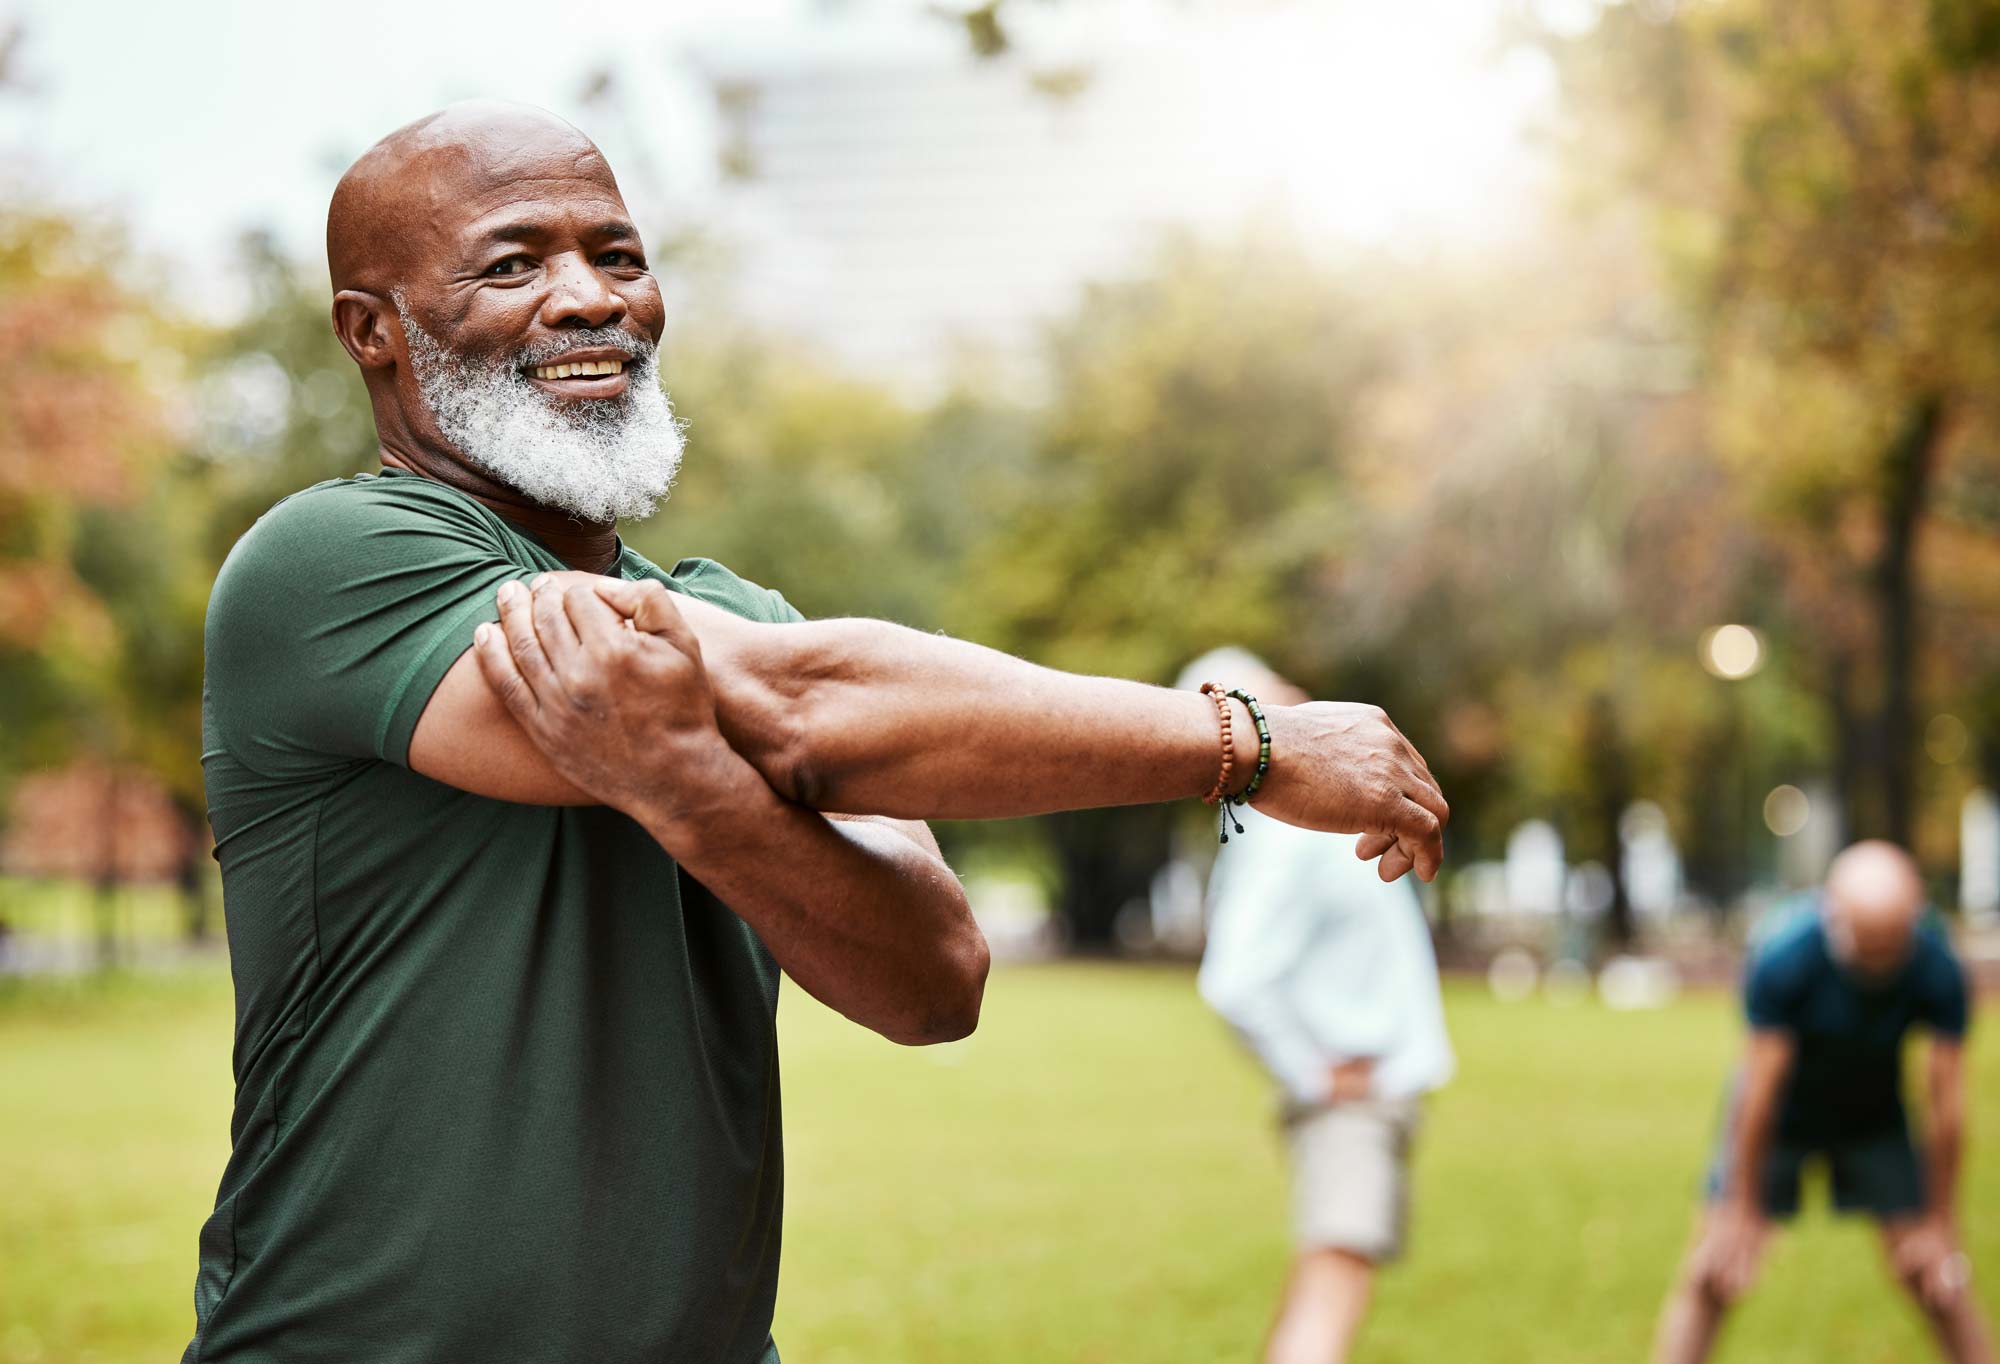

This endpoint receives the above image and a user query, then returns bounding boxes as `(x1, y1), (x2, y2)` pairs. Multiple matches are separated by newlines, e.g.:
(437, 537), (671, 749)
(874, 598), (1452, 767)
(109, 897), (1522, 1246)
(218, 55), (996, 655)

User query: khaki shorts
(1284, 1096), (1422, 1264)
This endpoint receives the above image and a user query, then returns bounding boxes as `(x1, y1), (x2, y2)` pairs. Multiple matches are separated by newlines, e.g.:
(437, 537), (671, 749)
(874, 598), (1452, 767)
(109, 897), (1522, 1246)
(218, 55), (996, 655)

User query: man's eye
(486, 257), (533, 277)
(599, 251), (643, 269)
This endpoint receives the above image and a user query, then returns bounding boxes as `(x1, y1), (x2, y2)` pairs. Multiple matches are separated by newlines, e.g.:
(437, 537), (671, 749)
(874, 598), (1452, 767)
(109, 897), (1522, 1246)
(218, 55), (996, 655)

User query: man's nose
(541, 254), (627, 329)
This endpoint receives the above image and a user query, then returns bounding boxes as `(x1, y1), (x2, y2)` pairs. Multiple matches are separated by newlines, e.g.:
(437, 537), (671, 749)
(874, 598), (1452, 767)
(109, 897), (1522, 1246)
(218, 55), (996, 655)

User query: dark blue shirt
(1744, 903), (1969, 1145)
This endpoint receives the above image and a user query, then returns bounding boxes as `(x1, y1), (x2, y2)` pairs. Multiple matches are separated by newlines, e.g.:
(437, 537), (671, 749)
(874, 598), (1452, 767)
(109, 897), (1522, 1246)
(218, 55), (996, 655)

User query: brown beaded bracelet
(1198, 681), (1236, 801)
(1200, 681), (1252, 843)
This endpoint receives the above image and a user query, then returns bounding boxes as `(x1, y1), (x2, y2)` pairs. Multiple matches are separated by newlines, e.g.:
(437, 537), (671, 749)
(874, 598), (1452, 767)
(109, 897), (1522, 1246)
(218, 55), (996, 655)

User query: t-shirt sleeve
(205, 482), (533, 778)
(666, 556), (806, 626)
(1915, 929), (1971, 1039)
(1744, 943), (1805, 1032)
(766, 589), (805, 625)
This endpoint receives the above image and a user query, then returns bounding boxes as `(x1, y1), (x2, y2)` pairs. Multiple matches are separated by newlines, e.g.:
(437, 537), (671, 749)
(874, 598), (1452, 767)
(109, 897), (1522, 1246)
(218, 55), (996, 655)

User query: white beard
(398, 307), (684, 524)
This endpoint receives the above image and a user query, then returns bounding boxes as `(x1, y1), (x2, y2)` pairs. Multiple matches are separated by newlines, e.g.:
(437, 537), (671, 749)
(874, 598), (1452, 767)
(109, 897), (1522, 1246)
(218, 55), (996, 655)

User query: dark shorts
(1704, 1124), (1925, 1220)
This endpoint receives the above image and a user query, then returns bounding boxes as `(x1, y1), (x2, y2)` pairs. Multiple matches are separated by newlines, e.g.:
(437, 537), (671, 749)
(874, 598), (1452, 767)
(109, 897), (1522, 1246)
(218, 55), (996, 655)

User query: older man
(186, 102), (1447, 1364)
(1653, 841), (1992, 1364)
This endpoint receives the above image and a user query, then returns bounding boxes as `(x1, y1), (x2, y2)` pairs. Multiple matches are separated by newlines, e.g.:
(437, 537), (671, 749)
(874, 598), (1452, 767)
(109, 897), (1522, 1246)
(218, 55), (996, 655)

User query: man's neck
(379, 442), (622, 575)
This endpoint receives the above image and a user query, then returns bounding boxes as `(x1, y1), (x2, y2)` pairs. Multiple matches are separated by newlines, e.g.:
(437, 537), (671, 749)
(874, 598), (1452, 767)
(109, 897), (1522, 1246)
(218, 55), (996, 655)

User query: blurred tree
(954, 234), (1383, 943)
(189, 230), (381, 560)
(0, 207), (210, 953)
(1556, 0), (2000, 849)
(634, 318), (1031, 631)
(0, 213), (162, 781)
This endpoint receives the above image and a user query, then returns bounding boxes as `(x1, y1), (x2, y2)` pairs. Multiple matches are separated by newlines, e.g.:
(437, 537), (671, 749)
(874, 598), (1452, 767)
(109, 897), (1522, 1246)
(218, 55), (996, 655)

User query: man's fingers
(473, 617), (537, 720)
(1402, 774), (1451, 831)
(495, 579), (565, 707)
(1396, 798), (1444, 882)
(1376, 844), (1415, 883)
(1356, 832), (1395, 861)
(590, 578), (697, 649)
(564, 579), (642, 652)
(587, 575), (653, 618)
(528, 576), (585, 671)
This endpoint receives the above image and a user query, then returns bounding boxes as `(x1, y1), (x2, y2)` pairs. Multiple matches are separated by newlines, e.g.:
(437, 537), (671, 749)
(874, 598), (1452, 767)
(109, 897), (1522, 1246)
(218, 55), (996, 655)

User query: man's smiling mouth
(528, 358), (626, 380)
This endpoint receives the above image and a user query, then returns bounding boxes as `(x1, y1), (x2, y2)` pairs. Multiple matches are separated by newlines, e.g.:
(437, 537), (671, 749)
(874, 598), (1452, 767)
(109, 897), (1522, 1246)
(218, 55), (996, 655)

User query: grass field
(2, 961), (1994, 1364)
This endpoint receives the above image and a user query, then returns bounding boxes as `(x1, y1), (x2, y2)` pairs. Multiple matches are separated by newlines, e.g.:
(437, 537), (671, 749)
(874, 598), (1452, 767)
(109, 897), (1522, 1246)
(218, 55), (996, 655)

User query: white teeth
(530, 358), (627, 380)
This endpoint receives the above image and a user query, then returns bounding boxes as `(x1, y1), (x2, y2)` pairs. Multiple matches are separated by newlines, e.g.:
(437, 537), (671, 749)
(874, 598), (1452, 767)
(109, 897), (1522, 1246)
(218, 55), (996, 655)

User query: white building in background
(663, 20), (1239, 389)
(1965, 788), (1999, 923)
(621, 4), (1551, 391)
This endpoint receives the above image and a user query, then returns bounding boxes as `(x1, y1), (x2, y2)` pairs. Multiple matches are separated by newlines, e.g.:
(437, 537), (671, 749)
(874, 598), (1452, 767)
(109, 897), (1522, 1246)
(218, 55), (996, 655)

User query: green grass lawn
(2, 961), (1993, 1363)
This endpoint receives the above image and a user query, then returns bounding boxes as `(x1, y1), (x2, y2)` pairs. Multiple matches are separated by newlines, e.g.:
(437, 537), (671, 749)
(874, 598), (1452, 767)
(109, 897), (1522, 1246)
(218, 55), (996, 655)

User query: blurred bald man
(1654, 841), (1993, 1363)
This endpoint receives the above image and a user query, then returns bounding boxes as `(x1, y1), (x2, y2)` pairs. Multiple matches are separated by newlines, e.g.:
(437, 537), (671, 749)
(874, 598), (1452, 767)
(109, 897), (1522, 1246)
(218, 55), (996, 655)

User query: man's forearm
(640, 754), (988, 1046)
(1925, 1041), (1968, 1221)
(538, 575), (1448, 880)
(1725, 1094), (1777, 1209)
(701, 615), (1239, 818)
(1928, 1114), (1962, 1220)
(1725, 1034), (1791, 1210)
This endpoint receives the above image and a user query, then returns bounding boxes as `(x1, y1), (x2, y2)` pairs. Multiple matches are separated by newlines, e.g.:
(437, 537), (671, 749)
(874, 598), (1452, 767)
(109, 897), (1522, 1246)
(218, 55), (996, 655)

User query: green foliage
(630, 323), (1032, 631)
(957, 235), (1374, 685)
(0, 210), (178, 791)
(1553, 0), (2000, 849)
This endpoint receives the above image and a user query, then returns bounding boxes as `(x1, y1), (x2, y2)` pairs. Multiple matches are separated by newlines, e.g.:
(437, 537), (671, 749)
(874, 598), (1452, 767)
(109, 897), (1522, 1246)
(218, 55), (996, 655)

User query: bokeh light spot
(1926, 713), (1969, 766)
(1700, 624), (1763, 680)
(1763, 784), (1809, 837)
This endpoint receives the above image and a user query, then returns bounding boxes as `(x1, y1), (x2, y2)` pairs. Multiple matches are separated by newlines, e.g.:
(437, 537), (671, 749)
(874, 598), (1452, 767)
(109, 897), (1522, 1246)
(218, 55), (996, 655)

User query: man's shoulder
(1745, 904), (1828, 1013)
(1909, 916), (1968, 998)
(627, 552), (803, 627)
(1750, 900), (1826, 966)
(214, 474), (504, 598)
(240, 472), (495, 551)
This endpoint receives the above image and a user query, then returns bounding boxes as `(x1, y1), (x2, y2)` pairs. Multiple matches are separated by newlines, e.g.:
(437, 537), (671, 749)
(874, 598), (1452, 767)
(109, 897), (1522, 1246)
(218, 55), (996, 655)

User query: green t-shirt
(188, 469), (797, 1364)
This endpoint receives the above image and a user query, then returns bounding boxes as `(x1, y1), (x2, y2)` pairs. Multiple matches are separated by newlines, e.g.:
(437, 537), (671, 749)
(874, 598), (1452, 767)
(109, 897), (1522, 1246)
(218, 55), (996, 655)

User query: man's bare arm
(422, 579), (988, 1045)
(1699, 1028), (1794, 1298)
(1924, 1038), (1967, 1223)
(412, 574), (1447, 881)
(672, 793), (988, 1047)
(1723, 1030), (1793, 1210)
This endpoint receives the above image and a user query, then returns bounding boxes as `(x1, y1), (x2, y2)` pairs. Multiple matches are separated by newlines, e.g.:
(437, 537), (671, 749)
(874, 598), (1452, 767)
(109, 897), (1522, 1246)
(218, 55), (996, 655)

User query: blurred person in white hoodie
(1180, 649), (1455, 1364)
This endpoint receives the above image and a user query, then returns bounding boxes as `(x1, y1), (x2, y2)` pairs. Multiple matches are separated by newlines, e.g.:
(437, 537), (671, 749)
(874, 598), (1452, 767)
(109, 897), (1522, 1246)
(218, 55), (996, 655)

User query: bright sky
(0, 0), (792, 306)
(0, 0), (1573, 312)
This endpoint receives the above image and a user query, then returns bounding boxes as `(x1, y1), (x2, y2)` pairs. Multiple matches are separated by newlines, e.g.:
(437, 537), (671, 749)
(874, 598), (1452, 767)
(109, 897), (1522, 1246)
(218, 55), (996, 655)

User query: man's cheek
(626, 281), (668, 342)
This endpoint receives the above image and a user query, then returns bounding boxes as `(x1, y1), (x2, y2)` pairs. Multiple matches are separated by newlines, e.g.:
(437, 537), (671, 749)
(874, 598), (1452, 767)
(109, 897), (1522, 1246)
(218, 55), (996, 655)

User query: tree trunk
(1045, 806), (1174, 950)
(95, 770), (120, 970)
(1868, 393), (1946, 846)
(174, 797), (213, 944)
(1583, 693), (1634, 950)
(1830, 652), (1863, 848)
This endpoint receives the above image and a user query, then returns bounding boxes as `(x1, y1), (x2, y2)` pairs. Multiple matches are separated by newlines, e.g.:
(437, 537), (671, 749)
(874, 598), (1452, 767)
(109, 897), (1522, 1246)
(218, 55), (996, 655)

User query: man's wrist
(1185, 694), (1263, 801)
(626, 742), (778, 859)
(1723, 1187), (1763, 1219)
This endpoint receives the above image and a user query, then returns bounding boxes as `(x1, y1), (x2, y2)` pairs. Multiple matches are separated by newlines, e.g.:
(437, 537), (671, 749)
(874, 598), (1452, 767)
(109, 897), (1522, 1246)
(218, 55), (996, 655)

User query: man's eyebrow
(478, 219), (641, 247)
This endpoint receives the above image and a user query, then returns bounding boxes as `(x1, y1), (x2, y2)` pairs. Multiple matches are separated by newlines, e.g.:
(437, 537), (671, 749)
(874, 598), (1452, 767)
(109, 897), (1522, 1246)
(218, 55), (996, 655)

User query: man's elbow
(887, 925), (991, 1047)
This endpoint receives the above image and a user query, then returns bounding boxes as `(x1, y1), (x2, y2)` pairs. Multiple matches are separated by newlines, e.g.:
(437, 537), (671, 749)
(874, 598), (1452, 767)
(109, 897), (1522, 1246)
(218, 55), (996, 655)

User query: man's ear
(332, 290), (398, 370)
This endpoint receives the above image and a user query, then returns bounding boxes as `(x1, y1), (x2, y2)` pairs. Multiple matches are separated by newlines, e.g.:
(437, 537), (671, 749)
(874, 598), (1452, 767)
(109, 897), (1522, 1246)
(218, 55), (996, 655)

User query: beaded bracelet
(1197, 683), (1236, 808)
(1225, 688), (1273, 807)
(1199, 682), (1272, 843)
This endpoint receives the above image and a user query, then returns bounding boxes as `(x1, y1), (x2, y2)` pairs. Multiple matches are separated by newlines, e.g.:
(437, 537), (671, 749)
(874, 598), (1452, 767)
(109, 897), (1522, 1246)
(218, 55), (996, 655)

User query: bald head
(327, 101), (612, 295)
(1823, 840), (1925, 980)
